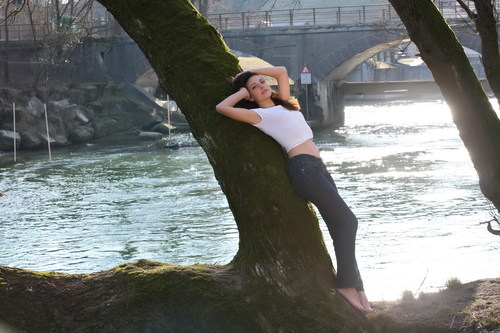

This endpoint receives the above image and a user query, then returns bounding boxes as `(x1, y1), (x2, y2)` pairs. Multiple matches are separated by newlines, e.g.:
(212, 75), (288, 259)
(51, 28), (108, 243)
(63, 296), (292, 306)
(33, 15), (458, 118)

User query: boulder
(68, 126), (95, 143)
(0, 130), (21, 151)
(53, 135), (69, 146)
(151, 122), (175, 134)
(92, 117), (117, 137)
(48, 99), (70, 117)
(63, 104), (90, 124)
(19, 131), (43, 149)
(26, 97), (45, 118)
(75, 108), (90, 124)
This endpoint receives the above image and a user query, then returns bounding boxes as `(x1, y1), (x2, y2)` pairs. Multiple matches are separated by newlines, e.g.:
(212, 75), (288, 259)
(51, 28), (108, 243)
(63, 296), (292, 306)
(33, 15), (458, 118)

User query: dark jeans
(288, 154), (364, 291)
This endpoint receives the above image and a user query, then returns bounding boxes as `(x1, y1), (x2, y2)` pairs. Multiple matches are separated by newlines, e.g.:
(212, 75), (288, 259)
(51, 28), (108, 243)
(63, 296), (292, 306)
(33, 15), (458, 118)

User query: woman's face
(246, 75), (272, 104)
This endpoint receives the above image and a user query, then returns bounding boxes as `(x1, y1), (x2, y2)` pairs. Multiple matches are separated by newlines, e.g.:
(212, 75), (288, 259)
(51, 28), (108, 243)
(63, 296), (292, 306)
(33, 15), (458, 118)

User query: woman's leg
(288, 155), (370, 311)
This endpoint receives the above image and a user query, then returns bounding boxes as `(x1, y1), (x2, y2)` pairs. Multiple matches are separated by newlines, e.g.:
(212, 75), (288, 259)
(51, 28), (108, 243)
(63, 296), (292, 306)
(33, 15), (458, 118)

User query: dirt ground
(369, 278), (500, 332)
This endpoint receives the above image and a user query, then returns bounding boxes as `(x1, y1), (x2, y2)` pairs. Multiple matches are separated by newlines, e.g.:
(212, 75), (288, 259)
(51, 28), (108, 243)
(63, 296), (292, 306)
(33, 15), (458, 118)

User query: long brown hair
(232, 71), (300, 111)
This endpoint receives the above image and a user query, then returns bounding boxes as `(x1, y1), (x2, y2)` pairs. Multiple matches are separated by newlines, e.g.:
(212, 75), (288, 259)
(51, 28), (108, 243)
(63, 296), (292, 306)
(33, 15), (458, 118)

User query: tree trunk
(457, 0), (500, 108)
(472, 0), (500, 108)
(388, 0), (500, 214)
(0, 1), (369, 331)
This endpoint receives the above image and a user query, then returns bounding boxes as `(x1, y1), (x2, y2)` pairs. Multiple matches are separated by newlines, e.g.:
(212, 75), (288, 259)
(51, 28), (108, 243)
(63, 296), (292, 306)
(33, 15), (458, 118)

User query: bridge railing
(206, 4), (396, 30)
(0, 20), (123, 42)
(206, 0), (497, 31)
(1, 0), (497, 41)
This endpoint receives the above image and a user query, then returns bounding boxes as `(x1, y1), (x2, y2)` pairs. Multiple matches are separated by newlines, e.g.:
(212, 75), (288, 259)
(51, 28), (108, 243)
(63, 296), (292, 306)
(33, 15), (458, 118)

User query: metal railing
(0, 20), (123, 41)
(206, 0), (496, 31)
(206, 4), (396, 30)
(1, 0), (497, 41)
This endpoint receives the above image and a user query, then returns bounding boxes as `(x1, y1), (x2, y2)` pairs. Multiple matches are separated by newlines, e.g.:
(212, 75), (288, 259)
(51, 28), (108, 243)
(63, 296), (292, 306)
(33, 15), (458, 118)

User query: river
(0, 99), (498, 301)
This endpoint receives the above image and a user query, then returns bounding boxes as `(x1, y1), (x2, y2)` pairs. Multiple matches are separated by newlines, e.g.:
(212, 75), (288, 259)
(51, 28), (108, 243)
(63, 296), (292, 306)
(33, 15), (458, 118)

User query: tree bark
(457, 0), (500, 108)
(388, 0), (500, 214)
(0, 0), (369, 331)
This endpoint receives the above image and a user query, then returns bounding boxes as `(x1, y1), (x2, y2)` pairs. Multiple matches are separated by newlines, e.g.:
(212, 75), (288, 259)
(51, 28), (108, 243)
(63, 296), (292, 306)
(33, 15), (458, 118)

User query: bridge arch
(103, 21), (483, 127)
(221, 23), (482, 126)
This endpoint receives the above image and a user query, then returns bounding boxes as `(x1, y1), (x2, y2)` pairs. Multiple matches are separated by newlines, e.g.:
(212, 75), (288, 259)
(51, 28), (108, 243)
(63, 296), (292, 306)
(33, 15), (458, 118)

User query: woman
(216, 66), (372, 312)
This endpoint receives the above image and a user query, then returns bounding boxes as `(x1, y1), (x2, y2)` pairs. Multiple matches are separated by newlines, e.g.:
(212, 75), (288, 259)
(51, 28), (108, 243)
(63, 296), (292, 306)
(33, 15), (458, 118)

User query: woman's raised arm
(215, 87), (261, 124)
(246, 66), (290, 101)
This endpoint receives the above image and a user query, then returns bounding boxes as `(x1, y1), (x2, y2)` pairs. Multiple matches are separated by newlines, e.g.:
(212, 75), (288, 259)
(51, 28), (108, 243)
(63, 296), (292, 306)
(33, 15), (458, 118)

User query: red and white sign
(300, 65), (311, 85)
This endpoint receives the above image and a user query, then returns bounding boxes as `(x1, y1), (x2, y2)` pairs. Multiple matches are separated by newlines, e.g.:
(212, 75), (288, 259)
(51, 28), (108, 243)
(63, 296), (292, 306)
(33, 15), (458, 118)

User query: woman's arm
(216, 87), (261, 124)
(245, 66), (290, 101)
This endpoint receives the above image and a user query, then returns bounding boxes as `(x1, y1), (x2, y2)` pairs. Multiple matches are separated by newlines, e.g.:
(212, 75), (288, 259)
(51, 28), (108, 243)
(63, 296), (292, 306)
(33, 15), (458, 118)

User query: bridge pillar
(320, 80), (345, 127)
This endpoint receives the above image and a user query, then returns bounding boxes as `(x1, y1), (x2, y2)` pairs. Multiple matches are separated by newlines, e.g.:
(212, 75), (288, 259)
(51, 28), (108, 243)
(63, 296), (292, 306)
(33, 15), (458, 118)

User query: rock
(40, 134), (56, 144)
(78, 84), (99, 101)
(0, 130), (21, 151)
(151, 122), (175, 134)
(63, 106), (77, 121)
(52, 135), (69, 146)
(26, 97), (45, 118)
(141, 114), (163, 131)
(68, 88), (86, 105)
(68, 126), (95, 143)
(163, 139), (180, 149)
(93, 117), (117, 137)
(139, 131), (162, 140)
(76, 109), (90, 124)
(64, 105), (90, 123)
(48, 99), (70, 116)
(19, 131), (43, 149)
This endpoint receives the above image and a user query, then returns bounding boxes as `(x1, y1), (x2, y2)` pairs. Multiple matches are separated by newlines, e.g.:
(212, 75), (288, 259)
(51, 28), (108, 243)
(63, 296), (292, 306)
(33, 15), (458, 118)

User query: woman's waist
(287, 139), (320, 158)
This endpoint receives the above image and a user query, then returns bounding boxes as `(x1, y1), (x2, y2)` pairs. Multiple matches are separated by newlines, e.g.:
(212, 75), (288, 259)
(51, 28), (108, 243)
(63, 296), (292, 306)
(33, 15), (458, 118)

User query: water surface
(1, 100), (498, 301)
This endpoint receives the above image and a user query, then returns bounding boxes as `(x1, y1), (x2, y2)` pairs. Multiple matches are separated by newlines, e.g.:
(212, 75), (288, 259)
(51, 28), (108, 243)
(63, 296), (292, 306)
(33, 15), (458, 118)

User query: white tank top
(251, 105), (313, 152)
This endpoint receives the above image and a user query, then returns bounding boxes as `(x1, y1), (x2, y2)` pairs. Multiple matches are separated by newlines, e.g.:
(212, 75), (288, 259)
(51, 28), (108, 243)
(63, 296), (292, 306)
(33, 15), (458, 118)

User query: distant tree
(0, 0), (110, 89)
(388, 0), (500, 235)
(2, 0), (26, 83)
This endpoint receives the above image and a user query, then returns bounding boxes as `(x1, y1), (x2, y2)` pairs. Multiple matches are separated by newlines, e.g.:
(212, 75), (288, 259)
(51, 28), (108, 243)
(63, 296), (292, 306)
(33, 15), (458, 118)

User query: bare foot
(337, 288), (365, 311)
(357, 291), (373, 312)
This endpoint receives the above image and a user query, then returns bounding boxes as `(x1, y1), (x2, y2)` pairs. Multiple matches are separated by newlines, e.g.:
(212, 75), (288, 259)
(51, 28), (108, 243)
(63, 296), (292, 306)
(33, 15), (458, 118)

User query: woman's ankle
(337, 288), (365, 311)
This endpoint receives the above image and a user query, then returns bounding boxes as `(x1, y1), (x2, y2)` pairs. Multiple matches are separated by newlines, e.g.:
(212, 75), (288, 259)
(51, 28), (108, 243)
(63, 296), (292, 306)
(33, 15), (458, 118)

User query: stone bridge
(1, 2), (490, 126)
(110, 2), (484, 126)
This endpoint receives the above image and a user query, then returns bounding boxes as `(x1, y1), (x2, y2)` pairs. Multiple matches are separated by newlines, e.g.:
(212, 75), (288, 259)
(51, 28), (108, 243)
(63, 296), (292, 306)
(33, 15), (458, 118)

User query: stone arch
(315, 32), (408, 82)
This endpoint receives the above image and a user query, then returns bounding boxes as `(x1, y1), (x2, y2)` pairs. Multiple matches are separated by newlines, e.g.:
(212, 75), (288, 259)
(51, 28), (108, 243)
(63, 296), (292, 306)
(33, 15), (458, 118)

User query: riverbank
(370, 277), (500, 332)
(0, 82), (188, 154)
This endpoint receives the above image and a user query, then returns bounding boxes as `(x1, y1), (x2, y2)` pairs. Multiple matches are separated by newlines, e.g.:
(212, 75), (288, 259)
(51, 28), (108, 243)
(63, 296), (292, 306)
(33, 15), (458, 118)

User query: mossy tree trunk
(389, 0), (500, 215)
(0, 1), (369, 332)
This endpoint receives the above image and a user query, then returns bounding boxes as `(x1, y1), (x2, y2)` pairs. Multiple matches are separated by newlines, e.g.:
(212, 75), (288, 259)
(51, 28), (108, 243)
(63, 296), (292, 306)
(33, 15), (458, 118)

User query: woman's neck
(257, 99), (276, 108)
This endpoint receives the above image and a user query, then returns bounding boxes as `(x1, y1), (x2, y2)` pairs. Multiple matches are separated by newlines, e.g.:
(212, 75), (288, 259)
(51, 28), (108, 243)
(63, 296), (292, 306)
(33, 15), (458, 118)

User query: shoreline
(369, 277), (500, 332)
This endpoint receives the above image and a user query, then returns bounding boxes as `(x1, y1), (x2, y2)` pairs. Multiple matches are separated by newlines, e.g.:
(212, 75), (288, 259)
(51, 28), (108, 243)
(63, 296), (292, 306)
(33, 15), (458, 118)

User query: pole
(305, 87), (309, 120)
(167, 94), (171, 139)
(44, 103), (52, 161)
(13, 103), (16, 162)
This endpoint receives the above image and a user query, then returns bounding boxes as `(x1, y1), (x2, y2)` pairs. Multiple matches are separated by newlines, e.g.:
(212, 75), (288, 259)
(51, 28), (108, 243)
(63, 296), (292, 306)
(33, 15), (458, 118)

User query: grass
(445, 277), (462, 289)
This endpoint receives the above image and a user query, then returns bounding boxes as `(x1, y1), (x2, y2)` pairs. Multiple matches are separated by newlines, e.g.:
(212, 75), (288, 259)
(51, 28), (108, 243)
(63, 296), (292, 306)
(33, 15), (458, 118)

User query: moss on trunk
(0, 260), (366, 332)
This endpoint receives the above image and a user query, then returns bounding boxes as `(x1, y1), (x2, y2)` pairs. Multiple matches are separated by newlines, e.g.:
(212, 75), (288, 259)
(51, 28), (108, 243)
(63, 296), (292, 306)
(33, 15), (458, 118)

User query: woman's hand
(239, 87), (250, 101)
(241, 66), (290, 101)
